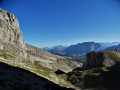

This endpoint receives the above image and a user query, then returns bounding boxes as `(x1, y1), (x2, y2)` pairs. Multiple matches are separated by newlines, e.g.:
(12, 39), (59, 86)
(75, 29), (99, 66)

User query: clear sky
(0, 0), (120, 47)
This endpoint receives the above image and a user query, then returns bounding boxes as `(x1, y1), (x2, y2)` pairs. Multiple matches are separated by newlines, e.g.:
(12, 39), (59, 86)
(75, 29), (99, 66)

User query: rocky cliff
(0, 8), (80, 72)
(0, 8), (81, 89)
(86, 49), (120, 68)
(0, 8), (26, 49)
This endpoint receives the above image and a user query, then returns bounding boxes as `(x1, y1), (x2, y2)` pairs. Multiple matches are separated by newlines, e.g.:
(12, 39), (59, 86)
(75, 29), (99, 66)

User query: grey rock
(0, 8), (26, 50)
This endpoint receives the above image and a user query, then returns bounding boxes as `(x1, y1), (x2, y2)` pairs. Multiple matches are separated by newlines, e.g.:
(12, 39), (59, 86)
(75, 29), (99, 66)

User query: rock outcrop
(86, 49), (120, 67)
(0, 8), (26, 49)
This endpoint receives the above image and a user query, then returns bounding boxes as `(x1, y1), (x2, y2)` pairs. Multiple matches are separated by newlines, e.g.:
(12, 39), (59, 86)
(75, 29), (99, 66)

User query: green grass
(67, 67), (106, 87)
(0, 49), (14, 59)
(101, 67), (109, 71)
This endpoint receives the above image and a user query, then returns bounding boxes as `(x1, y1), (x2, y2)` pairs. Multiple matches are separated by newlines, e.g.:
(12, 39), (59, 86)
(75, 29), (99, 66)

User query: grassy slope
(0, 49), (76, 89)
(67, 67), (108, 88)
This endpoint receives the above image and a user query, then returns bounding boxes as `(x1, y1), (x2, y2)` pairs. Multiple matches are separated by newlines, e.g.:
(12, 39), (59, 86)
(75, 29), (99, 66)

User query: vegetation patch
(0, 49), (14, 59)
(67, 67), (107, 88)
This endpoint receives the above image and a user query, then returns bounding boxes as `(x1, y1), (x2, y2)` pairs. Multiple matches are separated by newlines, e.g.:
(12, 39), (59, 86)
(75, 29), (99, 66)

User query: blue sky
(0, 0), (120, 47)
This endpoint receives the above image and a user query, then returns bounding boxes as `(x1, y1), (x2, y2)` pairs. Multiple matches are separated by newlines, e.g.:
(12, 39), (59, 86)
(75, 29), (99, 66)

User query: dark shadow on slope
(84, 63), (120, 90)
(67, 62), (120, 90)
(0, 62), (74, 90)
(55, 69), (66, 75)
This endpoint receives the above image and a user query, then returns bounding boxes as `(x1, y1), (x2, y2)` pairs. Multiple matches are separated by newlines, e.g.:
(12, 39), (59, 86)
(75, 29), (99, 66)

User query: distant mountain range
(101, 44), (120, 51)
(63, 42), (105, 58)
(43, 45), (67, 51)
(43, 42), (120, 58)
(99, 42), (120, 47)
(42, 45), (67, 55)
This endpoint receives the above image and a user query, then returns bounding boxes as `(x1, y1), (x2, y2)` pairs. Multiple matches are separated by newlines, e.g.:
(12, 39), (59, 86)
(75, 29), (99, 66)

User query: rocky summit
(0, 8), (81, 89)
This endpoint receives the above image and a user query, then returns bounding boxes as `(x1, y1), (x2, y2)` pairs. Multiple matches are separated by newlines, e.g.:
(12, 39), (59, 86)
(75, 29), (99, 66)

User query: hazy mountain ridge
(101, 44), (120, 52)
(43, 42), (106, 58)
(99, 42), (120, 47)
(43, 45), (67, 55)
(63, 42), (105, 58)
(43, 45), (67, 51)
(44, 42), (120, 59)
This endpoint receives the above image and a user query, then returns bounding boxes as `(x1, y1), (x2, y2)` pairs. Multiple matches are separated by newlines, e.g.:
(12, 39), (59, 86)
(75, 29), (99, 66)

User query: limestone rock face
(0, 8), (26, 49)
(0, 8), (80, 72)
